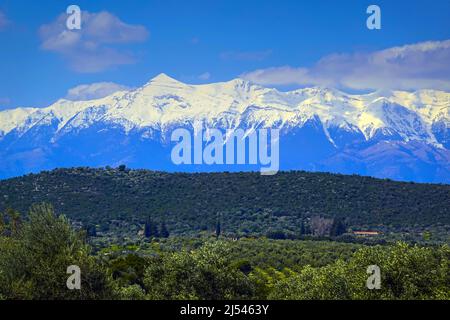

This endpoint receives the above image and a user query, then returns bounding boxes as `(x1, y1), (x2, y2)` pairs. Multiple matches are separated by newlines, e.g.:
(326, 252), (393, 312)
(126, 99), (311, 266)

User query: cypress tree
(160, 221), (169, 238)
(144, 217), (157, 238)
(330, 217), (346, 237)
(215, 213), (221, 239)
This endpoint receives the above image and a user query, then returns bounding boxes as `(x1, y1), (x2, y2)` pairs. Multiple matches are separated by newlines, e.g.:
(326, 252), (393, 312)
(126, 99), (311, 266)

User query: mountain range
(1, 73), (449, 183)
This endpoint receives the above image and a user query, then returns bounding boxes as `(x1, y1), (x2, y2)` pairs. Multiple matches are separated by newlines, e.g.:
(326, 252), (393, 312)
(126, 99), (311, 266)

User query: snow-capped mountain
(1, 73), (449, 182)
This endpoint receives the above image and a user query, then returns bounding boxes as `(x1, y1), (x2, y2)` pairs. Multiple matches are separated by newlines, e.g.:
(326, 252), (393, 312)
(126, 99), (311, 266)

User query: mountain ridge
(1, 74), (449, 143)
(0, 74), (449, 182)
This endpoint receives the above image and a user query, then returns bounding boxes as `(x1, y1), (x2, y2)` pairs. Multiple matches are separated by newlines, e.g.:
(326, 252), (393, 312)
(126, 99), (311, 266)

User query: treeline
(0, 204), (448, 300)
(144, 217), (170, 238)
(0, 167), (449, 238)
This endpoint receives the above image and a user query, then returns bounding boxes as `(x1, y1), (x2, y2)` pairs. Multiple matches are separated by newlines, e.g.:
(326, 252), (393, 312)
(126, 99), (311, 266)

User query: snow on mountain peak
(0, 107), (39, 136)
(0, 75), (449, 146)
(147, 73), (185, 87)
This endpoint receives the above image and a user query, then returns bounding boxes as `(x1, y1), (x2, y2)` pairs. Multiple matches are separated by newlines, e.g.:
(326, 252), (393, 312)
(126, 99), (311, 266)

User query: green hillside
(0, 167), (449, 237)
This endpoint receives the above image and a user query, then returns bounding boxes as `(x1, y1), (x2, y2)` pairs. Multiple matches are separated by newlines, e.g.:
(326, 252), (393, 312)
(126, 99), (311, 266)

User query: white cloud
(66, 82), (130, 101)
(0, 97), (10, 104)
(39, 11), (149, 73)
(198, 72), (211, 80)
(0, 97), (11, 111)
(0, 11), (9, 30)
(220, 50), (272, 62)
(241, 40), (450, 91)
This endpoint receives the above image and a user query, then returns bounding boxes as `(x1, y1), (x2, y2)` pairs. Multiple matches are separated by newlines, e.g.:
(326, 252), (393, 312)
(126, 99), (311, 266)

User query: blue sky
(0, 0), (449, 109)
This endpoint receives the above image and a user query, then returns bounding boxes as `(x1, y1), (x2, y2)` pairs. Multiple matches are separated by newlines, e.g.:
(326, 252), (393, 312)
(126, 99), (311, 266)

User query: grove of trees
(0, 204), (448, 300)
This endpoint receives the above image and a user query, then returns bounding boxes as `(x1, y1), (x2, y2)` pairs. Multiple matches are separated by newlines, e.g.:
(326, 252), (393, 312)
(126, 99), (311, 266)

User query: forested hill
(0, 168), (449, 235)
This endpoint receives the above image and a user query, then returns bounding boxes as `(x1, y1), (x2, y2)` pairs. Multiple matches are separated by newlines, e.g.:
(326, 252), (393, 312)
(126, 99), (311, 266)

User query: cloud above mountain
(241, 40), (450, 91)
(198, 72), (211, 80)
(220, 50), (272, 62)
(39, 10), (149, 73)
(0, 97), (10, 109)
(0, 11), (9, 30)
(65, 82), (131, 101)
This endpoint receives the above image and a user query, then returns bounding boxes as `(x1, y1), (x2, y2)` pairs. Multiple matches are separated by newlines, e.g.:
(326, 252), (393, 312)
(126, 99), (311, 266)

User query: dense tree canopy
(0, 198), (448, 301)
(268, 242), (450, 300)
(143, 242), (254, 300)
(0, 168), (448, 239)
(0, 204), (114, 300)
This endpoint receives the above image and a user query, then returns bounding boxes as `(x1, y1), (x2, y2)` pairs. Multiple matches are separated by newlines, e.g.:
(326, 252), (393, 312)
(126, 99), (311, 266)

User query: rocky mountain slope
(0, 74), (449, 182)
